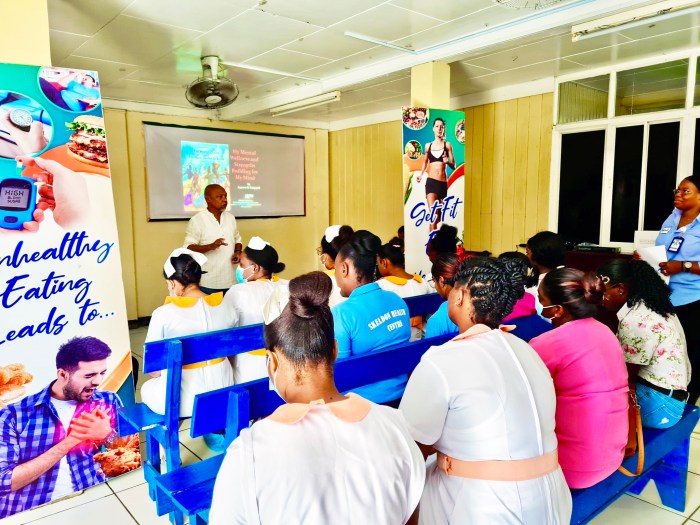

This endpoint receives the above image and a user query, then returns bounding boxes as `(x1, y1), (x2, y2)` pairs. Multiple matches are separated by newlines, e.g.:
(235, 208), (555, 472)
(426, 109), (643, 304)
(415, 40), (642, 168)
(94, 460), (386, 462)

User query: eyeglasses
(316, 247), (323, 256)
(673, 188), (694, 196)
(427, 278), (436, 289)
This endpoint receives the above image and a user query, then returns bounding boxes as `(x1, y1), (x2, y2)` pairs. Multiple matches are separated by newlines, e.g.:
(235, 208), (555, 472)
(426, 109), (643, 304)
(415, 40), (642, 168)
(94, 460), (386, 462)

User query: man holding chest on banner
(0, 337), (123, 518)
(185, 183), (243, 294)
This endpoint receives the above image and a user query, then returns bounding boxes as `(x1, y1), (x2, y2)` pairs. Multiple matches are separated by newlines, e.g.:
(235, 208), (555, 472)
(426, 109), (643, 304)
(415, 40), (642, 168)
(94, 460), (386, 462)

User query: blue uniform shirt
(425, 301), (458, 339)
(656, 208), (700, 306)
(332, 282), (411, 403)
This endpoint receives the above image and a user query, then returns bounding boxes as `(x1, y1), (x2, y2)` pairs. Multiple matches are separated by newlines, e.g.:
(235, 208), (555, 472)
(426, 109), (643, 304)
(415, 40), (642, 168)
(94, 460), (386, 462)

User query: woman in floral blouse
(598, 259), (690, 429)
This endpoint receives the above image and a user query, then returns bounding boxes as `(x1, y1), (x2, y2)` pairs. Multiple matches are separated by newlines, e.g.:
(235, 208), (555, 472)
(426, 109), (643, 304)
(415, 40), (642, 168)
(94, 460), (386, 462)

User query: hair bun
(581, 272), (605, 304)
(351, 230), (381, 254)
(288, 271), (332, 319)
(337, 225), (354, 243)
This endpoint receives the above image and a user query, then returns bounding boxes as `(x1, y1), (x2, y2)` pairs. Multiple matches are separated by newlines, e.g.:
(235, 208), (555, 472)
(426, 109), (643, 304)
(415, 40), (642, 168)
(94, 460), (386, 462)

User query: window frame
(550, 49), (700, 252)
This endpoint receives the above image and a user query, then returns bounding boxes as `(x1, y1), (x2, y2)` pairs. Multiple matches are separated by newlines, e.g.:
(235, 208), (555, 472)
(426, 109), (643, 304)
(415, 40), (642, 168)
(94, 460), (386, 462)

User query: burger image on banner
(66, 115), (108, 167)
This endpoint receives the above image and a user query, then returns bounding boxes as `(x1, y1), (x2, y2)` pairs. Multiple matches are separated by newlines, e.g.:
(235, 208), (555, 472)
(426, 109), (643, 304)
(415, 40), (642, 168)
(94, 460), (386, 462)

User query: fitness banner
(0, 63), (139, 519)
(402, 107), (465, 278)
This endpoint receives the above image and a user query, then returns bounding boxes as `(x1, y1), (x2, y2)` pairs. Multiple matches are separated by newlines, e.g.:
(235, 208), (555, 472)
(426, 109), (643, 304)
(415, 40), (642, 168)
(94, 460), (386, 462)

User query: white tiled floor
(9, 327), (700, 524)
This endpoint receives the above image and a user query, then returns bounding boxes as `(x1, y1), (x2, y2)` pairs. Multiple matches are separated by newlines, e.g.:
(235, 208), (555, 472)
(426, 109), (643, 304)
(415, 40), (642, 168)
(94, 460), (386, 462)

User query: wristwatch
(683, 261), (693, 272)
(9, 109), (32, 132)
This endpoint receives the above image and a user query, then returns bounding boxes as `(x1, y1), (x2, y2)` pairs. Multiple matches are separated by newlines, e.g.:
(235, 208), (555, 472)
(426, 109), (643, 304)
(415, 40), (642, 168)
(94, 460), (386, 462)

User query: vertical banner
(402, 107), (465, 277)
(0, 64), (139, 519)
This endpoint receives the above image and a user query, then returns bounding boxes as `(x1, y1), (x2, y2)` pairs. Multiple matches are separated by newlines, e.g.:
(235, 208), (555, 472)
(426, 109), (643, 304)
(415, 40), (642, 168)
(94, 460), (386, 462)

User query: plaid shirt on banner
(0, 382), (123, 518)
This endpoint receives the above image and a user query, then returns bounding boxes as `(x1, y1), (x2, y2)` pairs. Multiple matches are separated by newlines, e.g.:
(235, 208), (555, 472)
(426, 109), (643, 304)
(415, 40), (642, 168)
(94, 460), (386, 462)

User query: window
(610, 126), (643, 243)
(558, 130), (606, 244)
(615, 60), (688, 116)
(644, 122), (680, 230)
(558, 75), (609, 124)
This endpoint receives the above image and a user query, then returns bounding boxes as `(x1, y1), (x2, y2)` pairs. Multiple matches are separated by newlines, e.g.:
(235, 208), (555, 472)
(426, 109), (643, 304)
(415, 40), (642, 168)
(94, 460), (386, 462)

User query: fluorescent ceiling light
(221, 61), (319, 82)
(572, 0), (700, 41)
(270, 91), (341, 117)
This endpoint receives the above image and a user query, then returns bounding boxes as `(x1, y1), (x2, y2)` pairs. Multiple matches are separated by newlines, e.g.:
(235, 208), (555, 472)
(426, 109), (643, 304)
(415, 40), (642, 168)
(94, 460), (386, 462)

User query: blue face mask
(537, 302), (557, 324)
(235, 264), (253, 284)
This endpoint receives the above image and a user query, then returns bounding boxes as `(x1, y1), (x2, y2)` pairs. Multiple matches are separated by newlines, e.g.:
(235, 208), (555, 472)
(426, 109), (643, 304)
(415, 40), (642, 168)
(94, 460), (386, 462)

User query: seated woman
(140, 249), (237, 418)
(318, 224), (353, 307)
(223, 236), (287, 383)
(529, 268), (629, 489)
(424, 253), (459, 338)
(498, 251), (553, 341)
(598, 259), (690, 429)
(525, 231), (566, 316)
(209, 272), (425, 525)
(332, 230), (411, 404)
(400, 257), (572, 524)
(377, 238), (432, 340)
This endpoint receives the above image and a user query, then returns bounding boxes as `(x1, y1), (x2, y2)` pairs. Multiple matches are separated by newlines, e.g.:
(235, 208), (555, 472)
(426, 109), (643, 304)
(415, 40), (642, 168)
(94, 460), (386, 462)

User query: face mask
(538, 303), (558, 324)
(167, 280), (177, 297)
(267, 354), (283, 400)
(235, 264), (253, 284)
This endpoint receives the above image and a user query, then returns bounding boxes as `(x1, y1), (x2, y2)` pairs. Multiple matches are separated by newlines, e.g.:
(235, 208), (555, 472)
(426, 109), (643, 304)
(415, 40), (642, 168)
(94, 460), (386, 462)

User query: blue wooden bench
(150, 333), (453, 524)
(117, 293), (446, 524)
(571, 403), (700, 523)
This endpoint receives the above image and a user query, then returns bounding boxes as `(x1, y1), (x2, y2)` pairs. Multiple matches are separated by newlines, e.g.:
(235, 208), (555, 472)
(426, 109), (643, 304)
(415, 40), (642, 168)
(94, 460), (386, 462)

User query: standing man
(185, 184), (243, 294)
(0, 337), (124, 518)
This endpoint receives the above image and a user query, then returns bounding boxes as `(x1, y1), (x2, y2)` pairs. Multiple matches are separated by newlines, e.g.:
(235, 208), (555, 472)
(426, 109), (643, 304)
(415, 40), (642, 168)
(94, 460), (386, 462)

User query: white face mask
(167, 280), (178, 297)
(267, 354), (283, 400)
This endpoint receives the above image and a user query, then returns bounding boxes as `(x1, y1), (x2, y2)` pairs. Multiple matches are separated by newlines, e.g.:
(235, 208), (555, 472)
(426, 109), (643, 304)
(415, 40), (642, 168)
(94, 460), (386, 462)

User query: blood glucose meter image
(0, 164), (37, 229)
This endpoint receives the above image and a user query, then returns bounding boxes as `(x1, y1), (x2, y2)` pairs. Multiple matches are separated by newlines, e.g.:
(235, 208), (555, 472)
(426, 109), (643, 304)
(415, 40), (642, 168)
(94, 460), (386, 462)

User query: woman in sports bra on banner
(416, 117), (455, 232)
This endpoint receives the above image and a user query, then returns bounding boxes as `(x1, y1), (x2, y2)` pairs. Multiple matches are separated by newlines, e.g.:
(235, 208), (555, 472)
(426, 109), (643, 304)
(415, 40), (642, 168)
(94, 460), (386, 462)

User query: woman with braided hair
(209, 272), (425, 525)
(598, 259), (690, 429)
(400, 257), (572, 524)
(530, 268), (628, 489)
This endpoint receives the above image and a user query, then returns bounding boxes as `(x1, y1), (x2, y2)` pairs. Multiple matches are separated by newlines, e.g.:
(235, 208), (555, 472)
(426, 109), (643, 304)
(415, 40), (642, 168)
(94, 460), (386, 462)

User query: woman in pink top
(529, 268), (629, 489)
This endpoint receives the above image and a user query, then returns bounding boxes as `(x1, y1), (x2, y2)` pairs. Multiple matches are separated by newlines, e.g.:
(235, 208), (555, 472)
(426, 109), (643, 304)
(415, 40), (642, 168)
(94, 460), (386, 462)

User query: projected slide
(146, 124), (305, 220)
(181, 141), (230, 211)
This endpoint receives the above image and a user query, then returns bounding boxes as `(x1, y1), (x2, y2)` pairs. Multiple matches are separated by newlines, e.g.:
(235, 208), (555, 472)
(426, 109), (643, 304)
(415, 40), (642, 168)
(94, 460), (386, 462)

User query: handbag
(618, 385), (644, 477)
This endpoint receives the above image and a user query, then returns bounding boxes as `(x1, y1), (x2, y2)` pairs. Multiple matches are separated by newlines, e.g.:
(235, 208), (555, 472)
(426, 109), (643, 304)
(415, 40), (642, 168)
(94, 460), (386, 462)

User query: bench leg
(647, 437), (691, 512)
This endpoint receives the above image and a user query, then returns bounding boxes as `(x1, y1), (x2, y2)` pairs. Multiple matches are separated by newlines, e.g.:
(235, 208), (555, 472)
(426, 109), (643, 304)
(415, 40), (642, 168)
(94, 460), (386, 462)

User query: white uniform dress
(140, 293), (238, 417)
(378, 275), (432, 340)
(400, 325), (572, 525)
(324, 269), (345, 308)
(222, 277), (289, 383)
(209, 394), (425, 525)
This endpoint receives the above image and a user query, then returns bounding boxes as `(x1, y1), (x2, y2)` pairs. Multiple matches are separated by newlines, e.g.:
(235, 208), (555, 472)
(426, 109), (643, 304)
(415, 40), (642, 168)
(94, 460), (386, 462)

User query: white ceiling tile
(282, 29), (375, 61)
(104, 79), (193, 107)
(57, 56), (142, 85)
(389, 0), (499, 23)
(47, 0), (132, 34)
(257, 0), (387, 28)
(340, 4), (444, 42)
(301, 46), (404, 79)
(244, 49), (331, 74)
(124, 48), (206, 85)
(462, 60), (566, 92)
(123, 0), (251, 32)
(200, 10), (322, 63)
(452, 62), (497, 79)
(49, 30), (90, 64)
(70, 15), (202, 66)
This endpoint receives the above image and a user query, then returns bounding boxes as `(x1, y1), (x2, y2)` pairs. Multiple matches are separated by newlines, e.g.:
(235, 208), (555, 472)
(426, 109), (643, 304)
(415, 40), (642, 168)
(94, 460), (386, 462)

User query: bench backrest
(141, 292), (445, 374)
(189, 333), (453, 440)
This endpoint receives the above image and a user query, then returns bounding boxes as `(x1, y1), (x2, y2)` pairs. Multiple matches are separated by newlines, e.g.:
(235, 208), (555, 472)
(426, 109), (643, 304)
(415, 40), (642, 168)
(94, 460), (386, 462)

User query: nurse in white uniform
(377, 238), (432, 340)
(318, 224), (354, 307)
(209, 272), (425, 525)
(223, 236), (288, 382)
(400, 257), (572, 525)
(140, 249), (238, 418)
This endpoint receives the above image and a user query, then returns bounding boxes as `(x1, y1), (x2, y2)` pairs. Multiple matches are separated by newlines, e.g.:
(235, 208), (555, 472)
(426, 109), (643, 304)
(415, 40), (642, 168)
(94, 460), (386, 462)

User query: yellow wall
(328, 93), (554, 257)
(0, 0), (50, 66)
(329, 121), (404, 242)
(104, 109), (329, 318)
(461, 93), (553, 256)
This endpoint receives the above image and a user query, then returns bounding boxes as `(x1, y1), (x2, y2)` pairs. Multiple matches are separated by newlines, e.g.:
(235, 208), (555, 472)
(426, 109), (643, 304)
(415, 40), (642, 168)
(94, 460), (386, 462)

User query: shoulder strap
(618, 388), (645, 477)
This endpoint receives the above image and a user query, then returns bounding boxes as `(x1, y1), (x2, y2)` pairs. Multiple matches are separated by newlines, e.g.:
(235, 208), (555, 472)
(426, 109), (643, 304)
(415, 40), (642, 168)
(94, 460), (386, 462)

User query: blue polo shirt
(656, 209), (700, 306)
(425, 301), (458, 339)
(332, 282), (411, 403)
